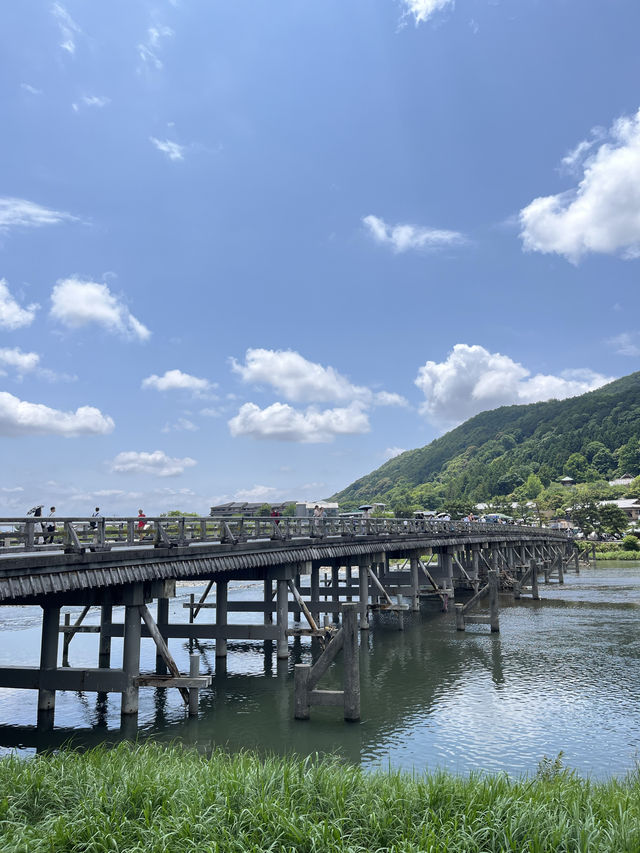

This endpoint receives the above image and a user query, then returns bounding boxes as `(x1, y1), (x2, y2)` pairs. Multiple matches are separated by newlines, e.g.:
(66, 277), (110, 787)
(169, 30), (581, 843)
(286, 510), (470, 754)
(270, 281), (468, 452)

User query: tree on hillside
(523, 473), (544, 500)
(592, 447), (615, 477)
(599, 504), (629, 537)
(617, 437), (640, 477)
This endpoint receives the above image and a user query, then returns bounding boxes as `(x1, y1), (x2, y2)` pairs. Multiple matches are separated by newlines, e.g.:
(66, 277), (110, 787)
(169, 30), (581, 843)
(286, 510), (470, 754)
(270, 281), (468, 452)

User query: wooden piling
(358, 563), (369, 629)
(188, 653), (200, 717)
(410, 555), (420, 611)
(455, 603), (465, 631)
(38, 605), (60, 715)
(530, 558), (539, 600)
(488, 569), (499, 633)
(216, 580), (228, 658)
(121, 603), (141, 716)
(98, 601), (112, 669)
(342, 604), (360, 721)
(156, 597), (169, 674)
(276, 578), (289, 659)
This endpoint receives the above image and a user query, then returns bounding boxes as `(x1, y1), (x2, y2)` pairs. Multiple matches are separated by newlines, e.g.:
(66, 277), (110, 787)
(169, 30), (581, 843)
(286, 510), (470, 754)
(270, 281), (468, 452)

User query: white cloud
(228, 401), (370, 443)
(142, 369), (212, 394)
(138, 26), (174, 70)
(50, 277), (151, 341)
(608, 332), (640, 357)
(51, 3), (82, 54)
(0, 197), (77, 233)
(21, 83), (42, 96)
(374, 391), (409, 407)
(1, 486), (24, 493)
(200, 407), (221, 417)
(384, 446), (406, 460)
(520, 108), (640, 262)
(234, 485), (280, 501)
(161, 417), (198, 433)
(73, 95), (110, 111)
(0, 391), (114, 437)
(401, 0), (454, 25)
(362, 214), (465, 253)
(415, 343), (613, 428)
(150, 137), (185, 161)
(0, 279), (38, 329)
(110, 450), (196, 477)
(231, 348), (371, 403)
(0, 348), (40, 375)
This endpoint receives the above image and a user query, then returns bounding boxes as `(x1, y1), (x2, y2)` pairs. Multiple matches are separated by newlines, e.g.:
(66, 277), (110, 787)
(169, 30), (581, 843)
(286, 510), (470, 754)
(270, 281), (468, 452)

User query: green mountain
(333, 371), (640, 512)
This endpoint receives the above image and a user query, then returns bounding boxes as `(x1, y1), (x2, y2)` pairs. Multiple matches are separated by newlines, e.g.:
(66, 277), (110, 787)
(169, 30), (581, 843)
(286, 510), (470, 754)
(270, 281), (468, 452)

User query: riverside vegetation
(2, 743), (640, 852)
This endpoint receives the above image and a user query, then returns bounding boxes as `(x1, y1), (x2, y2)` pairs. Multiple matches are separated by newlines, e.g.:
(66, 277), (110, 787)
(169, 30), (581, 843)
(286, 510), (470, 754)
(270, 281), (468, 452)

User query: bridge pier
(216, 580), (228, 658)
(276, 578), (289, 659)
(37, 605), (60, 720)
(359, 561), (370, 629)
(155, 596), (169, 674)
(121, 586), (143, 716)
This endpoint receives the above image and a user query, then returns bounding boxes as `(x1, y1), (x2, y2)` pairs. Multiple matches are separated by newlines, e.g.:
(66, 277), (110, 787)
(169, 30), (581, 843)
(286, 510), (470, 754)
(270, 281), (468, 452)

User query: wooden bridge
(0, 515), (575, 728)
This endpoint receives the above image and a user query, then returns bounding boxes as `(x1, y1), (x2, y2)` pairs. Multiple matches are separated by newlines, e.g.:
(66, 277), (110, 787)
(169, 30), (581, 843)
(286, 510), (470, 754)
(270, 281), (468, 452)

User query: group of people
(26, 505), (103, 544)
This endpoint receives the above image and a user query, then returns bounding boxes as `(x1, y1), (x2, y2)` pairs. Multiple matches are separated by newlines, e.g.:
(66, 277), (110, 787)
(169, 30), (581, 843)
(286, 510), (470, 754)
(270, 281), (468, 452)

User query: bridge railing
(0, 515), (568, 554)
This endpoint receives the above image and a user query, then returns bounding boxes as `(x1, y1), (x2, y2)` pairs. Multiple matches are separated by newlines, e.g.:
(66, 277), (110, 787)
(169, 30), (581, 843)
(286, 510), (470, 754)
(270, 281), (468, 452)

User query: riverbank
(2, 743), (639, 852)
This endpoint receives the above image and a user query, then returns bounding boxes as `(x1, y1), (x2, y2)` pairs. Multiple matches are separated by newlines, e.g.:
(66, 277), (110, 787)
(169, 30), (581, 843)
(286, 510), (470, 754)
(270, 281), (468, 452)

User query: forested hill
(333, 371), (640, 511)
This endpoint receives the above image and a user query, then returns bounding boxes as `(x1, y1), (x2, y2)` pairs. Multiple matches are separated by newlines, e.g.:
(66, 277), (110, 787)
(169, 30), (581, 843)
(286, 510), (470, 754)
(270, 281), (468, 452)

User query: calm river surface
(1, 562), (639, 778)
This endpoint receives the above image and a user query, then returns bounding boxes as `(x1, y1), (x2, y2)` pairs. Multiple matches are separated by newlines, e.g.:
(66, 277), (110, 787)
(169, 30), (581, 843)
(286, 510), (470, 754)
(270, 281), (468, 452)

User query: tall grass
(1, 743), (639, 852)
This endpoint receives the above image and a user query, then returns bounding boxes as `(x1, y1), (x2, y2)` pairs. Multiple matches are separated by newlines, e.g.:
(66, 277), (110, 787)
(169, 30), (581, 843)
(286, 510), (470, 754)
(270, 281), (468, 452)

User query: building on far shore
(559, 476), (575, 488)
(609, 474), (636, 487)
(599, 498), (640, 522)
(210, 501), (295, 518)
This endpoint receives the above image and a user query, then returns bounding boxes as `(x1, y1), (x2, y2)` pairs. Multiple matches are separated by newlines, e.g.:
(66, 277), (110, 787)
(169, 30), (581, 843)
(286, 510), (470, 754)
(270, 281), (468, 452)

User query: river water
(1, 563), (639, 778)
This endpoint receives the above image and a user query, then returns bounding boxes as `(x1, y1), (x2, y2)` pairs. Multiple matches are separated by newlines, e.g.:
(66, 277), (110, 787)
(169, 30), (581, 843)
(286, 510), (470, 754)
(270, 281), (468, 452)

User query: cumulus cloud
(0, 348), (40, 375)
(21, 83), (42, 96)
(384, 446), (407, 460)
(234, 485), (280, 501)
(110, 450), (196, 477)
(400, 0), (454, 25)
(362, 214), (465, 253)
(50, 277), (150, 341)
(231, 348), (406, 409)
(608, 332), (640, 357)
(142, 369), (212, 394)
(231, 348), (370, 403)
(0, 279), (38, 329)
(374, 391), (409, 407)
(228, 401), (370, 443)
(150, 137), (185, 161)
(138, 25), (174, 70)
(0, 391), (114, 437)
(0, 197), (78, 233)
(51, 3), (82, 54)
(520, 108), (640, 262)
(415, 344), (613, 428)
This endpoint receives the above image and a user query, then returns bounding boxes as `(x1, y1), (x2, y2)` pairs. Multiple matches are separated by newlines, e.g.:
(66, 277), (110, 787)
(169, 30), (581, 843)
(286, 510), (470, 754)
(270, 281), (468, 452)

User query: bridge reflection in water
(0, 516), (574, 732)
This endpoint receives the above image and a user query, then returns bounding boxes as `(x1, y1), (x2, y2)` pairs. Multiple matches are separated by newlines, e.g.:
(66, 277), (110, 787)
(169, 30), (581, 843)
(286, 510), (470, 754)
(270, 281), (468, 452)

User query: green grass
(1, 743), (640, 851)
(594, 551), (640, 561)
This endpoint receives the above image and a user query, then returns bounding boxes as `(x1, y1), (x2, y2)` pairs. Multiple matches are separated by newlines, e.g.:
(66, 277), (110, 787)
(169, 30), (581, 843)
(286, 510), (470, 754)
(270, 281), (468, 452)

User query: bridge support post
(557, 550), (564, 584)
(121, 585), (143, 716)
(442, 548), (453, 595)
(156, 597), (169, 674)
(310, 566), (319, 627)
(342, 604), (360, 721)
(410, 555), (420, 611)
(216, 580), (228, 658)
(276, 578), (289, 659)
(471, 546), (480, 585)
(98, 600), (112, 669)
(264, 578), (273, 625)
(530, 559), (539, 601)
(38, 604), (60, 719)
(332, 565), (340, 625)
(358, 562), (369, 630)
(488, 570), (499, 633)
(345, 563), (353, 602)
(294, 571), (301, 625)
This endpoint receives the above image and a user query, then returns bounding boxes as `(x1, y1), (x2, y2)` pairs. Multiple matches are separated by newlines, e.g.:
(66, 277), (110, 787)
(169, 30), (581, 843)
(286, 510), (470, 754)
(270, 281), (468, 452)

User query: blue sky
(1, 0), (639, 516)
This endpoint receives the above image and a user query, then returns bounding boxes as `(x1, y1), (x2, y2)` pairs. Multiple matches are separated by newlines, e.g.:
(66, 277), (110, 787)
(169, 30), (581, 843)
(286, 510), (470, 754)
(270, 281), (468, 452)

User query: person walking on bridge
(44, 507), (56, 544)
(137, 508), (146, 541)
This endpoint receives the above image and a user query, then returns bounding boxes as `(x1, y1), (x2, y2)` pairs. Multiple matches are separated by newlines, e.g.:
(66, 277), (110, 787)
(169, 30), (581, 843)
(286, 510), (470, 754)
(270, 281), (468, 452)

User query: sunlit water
(1, 563), (640, 778)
